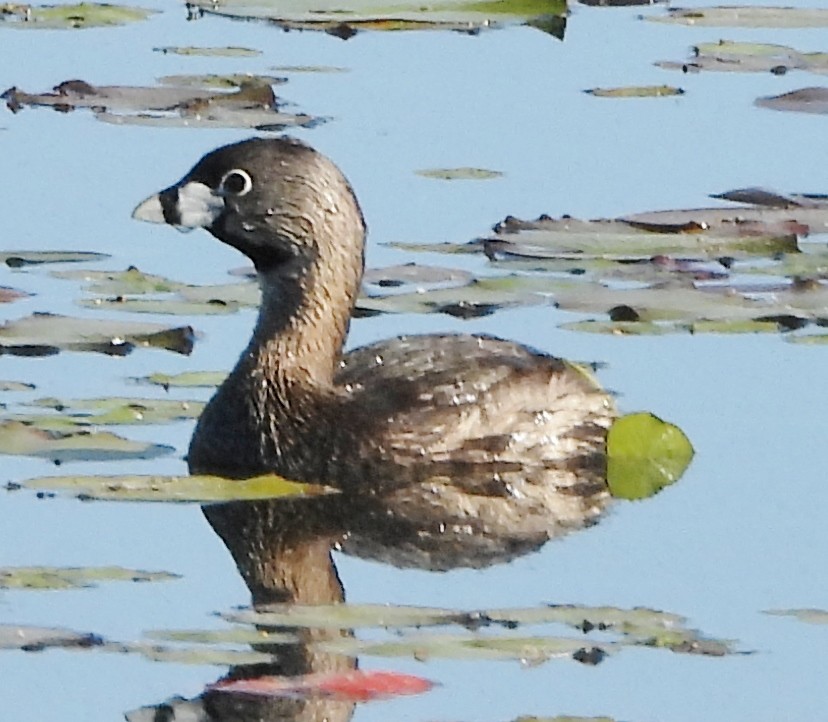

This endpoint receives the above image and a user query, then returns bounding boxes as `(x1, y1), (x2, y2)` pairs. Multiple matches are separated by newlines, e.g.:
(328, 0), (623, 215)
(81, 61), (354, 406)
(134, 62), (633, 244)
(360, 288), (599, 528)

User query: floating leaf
(765, 608), (828, 625)
(3, 77), (317, 130)
(187, 0), (567, 34)
(21, 472), (335, 502)
(0, 565), (180, 590)
(658, 40), (828, 76)
(585, 85), (684, 98)
(145, 627), (298, 646)
(79, 296), (242, 315)
(154, 46), (262, 57)
(648, 6), (828, 28)
(208, 670), (435, 701)
(0, 2), (156, 29)
(0, 379), (35, 392)
(23, 396), (204, 426)
(132, 371), (227, 389)
(0, 313), (195, 355)
(787, 333), (828, 345)
(121, 641), (277, 666)
(756, 87), (828, 115)
(606, 413), (694, 500)
(0, 421), (174, 462)
(52, 267), (185, 294)
(0, 250), (109, 266)
(416, 167), (504, 180)
(0, 624), (103, 650)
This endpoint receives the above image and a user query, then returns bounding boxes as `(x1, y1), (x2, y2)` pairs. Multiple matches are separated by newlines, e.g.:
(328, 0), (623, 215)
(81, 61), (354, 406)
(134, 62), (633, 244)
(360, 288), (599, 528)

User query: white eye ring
(219, 168), (253, 197)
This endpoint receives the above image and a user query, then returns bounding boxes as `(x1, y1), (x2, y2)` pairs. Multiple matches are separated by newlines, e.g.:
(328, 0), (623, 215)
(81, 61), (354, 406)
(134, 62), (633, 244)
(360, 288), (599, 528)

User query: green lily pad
(416, 167), (504, 180)
(52, 267), (185, 294)
(0, 313), (195, 355)
(585, 85), (684, 98)
(132, 371), (227, 389)
(225, 602), (736, 659)
(0, 421), (174, 462)
(0, 565), (180, 590)
(787, 333), (828, 345)
(24, 396), (204, 426)
(606, 413), (694, 500)
(765, 608), (828, 625)
(79, 296), (242, 315)
(188, 0), (567, 34)
(0, 2), (156, 29)
(648, 6), (828, 28)
(157, 73), (286, 89)
(20, 472), (335, 502)
(0, 250), (109, 266)
(154, 46), (262, 57)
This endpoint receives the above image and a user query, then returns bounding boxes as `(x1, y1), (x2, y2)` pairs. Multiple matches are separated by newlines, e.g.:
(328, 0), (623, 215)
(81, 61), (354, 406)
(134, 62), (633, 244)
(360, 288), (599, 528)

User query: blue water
(1, 1), (827, 720)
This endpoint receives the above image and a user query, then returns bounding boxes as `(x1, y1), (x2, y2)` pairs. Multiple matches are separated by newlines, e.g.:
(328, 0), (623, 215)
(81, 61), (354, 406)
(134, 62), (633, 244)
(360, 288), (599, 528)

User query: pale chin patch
(176, 181), (225, 228)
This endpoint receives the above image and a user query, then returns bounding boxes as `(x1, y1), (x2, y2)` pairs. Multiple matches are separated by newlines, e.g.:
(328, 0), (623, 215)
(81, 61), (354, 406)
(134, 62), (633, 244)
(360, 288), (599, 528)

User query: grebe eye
(220, 169), (253, 196)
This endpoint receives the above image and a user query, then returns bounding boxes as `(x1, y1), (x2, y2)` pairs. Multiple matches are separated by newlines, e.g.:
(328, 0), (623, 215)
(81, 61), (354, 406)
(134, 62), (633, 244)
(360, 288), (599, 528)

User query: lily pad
(0, 565), (180, 590)
(0, 421), (174, 462)
(79, 296), (243, 315)
(756, 87), (828, 115)
(132, 371), (227, 389)
(187, 0), (567, 34)
(118, 641), (278, 666)
(416, 167), (504, 180)
(0, 624), (103, 650)
(3, 77), (317, 130)
(145, 627), (298, 646)
(0, 313), (195, 355)
(585, 85), (684, 98)
(154, 46), (262, 57)
(606, 413), (694, 500)
(20, 472), (335, 502)
(0, 380), (35, 392)
(648, 6), (828, 28)
(765, 608), (828, 625)
(0, 250), (109, 266)
(23, 396), (204, 426)
(0, 2), (155, 29)
(225, 602), (737, 658)
(52, 267), (185, 295)
(658, 41), (828, 76)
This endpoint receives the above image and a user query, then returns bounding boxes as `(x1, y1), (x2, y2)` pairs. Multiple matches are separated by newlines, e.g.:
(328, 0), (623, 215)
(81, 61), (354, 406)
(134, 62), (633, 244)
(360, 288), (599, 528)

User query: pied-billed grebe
(133, 138), (616, 508)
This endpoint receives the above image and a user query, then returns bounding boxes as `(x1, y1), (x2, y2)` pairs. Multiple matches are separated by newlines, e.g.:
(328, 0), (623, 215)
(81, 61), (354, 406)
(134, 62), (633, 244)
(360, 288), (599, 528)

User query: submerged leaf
(0, 565), (179, 590)
(606, 413), (694, 500)
(21, 472), (335, 502)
